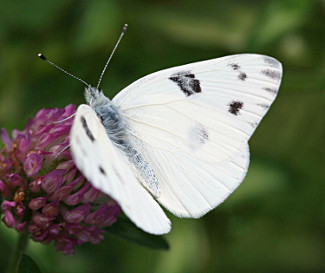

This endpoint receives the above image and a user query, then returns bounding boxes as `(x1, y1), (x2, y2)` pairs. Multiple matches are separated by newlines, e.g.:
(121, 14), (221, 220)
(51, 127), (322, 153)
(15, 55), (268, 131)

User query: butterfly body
(84, 86), (160, 197)
(71, 54), (283, 234)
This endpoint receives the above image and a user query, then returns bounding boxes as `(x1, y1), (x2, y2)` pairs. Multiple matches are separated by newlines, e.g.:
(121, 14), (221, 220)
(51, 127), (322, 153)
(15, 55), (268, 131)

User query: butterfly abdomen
(125, 146), (160, 197)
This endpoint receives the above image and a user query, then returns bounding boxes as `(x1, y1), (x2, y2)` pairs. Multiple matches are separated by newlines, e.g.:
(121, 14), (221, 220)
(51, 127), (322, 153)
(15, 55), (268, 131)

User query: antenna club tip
(38, 53), (47, 61)
(122, 24), (128, 33)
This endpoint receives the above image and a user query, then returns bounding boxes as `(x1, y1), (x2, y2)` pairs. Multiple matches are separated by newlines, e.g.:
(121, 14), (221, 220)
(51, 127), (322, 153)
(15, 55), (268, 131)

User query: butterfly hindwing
(70, 104), (171, 234)
(112, 54), (282, 217)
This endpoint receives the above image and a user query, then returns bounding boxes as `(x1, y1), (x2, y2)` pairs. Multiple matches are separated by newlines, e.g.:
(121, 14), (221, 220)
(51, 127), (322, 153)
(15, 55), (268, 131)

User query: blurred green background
(1, 0), (324, 272)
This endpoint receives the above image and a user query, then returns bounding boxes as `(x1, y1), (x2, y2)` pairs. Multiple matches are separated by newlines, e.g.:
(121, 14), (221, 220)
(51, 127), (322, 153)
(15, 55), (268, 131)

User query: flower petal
(85, 203), (120, 227)
(17, 138), (31, 157)
(1, 200), (16, 210)
(81, 186), (102, 203)
(62, 204), (91, 223)
(3, 211), (16, 228)
(63, 184), (91, 206)
(42, 169), (65, 193)
(7, 174), (23, 186)
(42, 200), (59, 217)
(29, 197), (47, 210)
(32, 212), (53, 226)
(23, 151), (45, 177)
(0, 179), (11, 197)
(16, 222), (27, 232)
(29, 177), (43, 192)
(14, 202), (25, 217)
(0, 158), (12, 175)
(1, 128), (12, 150)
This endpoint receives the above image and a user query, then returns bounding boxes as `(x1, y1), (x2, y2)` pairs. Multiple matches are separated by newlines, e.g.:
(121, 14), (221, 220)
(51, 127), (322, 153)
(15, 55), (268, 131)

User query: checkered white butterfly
(40, 25), (282, 234)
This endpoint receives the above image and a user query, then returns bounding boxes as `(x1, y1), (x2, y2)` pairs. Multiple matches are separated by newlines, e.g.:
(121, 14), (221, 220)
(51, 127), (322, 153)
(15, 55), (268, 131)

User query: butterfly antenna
(96, 24), (128, 89)
(38, 53), (90, 87)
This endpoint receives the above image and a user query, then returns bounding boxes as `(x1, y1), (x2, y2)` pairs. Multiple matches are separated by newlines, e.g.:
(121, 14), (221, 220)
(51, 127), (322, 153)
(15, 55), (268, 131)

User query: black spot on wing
(264, 56), (281, 68)
(188, 125), (209, 151)
(169, 71), (201, 96)
(228, 63), (247, 81)
(263, 87), (277, 94)
(258, 103), (269, 109)
(238, 72), (247, 81)
(99, 166), (106, 175)
(228, 101), (244, 116)
(261, 69), (281, 81)
(80, 116), (95, 142)
(229, 63), (240, 70)
(198, 127), (209, 144)
(248, 121), (258, 128)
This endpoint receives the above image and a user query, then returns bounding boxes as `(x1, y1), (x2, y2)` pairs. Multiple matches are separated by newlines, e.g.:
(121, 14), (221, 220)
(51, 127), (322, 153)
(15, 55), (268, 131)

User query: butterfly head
(84, 86), (110, 107)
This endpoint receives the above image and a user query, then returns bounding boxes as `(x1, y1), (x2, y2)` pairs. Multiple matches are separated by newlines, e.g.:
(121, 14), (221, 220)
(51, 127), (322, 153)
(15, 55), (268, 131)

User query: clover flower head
(0, 105), (121, 254)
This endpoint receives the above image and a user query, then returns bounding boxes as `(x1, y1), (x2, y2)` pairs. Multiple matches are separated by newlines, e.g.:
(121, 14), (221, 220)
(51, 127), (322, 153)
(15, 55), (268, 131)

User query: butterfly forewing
(70, 104), (171, 234)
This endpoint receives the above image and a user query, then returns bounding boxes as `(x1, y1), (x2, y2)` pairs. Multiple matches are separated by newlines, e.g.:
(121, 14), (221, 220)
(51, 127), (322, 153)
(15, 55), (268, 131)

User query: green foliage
(106, 217), (169, 250)
(18, 254), (42, 273)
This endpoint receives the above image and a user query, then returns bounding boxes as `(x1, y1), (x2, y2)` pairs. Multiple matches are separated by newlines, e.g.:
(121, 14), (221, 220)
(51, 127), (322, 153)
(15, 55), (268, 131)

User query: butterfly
(40, 26), (282, 235)
(68, 52), (282, 235)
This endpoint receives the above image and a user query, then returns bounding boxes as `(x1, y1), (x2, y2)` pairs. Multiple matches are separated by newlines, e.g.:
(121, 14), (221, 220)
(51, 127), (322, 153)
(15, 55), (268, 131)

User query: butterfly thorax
(84, 86), (128, 147)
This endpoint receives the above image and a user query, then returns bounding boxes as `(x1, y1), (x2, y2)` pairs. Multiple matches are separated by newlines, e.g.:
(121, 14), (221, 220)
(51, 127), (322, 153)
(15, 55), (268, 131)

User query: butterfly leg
(54, 144), (71, 159)
(52, 113), (76, 124)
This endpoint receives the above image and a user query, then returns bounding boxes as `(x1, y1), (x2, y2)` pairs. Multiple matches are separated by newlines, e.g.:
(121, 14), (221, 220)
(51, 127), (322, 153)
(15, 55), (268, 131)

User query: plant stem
(6, 231), (29, 273)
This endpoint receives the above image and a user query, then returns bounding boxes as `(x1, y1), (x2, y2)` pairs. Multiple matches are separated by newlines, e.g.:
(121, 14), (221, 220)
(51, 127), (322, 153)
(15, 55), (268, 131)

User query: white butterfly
(67, 52), (282, 235)
(36, 21), (281, 236)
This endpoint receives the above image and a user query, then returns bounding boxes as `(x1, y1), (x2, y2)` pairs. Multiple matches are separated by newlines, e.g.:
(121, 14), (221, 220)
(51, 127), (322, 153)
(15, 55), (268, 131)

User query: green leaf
(246, 0), (316, 49)
(18, 254), (42, 273)
(74, 1), (119, 52)
(106, 217), (169, 250)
